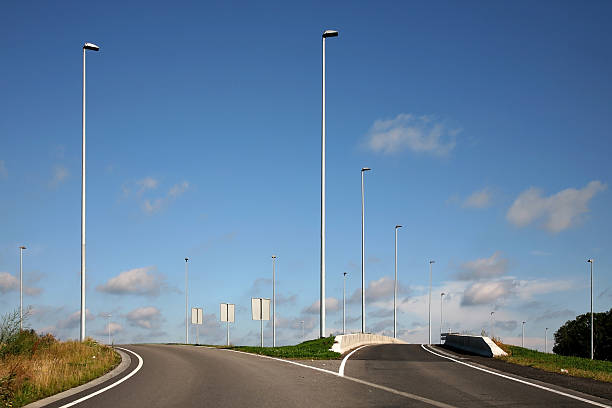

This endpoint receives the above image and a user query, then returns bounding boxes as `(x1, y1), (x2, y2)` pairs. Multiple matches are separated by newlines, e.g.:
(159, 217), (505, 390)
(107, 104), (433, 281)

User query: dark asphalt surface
(43, 344), (611, 408)
(345, 344), (611, 408)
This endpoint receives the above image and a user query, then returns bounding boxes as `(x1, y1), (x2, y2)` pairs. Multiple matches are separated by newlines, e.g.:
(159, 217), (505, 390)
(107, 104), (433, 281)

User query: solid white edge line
(212, 346), (458, 408)
(421, 344), (611, 408)
(56, 347), (144, 408)
(339, 345), (368, 376)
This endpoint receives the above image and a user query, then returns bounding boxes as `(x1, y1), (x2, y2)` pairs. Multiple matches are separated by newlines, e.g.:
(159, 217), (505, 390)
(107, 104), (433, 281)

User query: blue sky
(1, 0), (611, 349)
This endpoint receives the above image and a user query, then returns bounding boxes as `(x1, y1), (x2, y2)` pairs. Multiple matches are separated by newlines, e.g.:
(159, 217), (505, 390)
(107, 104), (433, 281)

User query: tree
(553, 308), (612, 361)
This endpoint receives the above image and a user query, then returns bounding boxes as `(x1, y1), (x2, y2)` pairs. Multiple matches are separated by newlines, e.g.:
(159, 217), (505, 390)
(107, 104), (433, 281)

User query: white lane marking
(56, 347), (144, 408)
(421, 344), (611, 408)
(213, 346), (457, 408)
(339, 345), (368, 376)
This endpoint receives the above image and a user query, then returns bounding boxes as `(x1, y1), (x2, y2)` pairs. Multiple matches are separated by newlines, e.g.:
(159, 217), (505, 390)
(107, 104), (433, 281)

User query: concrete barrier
(331, 333), (407, 354)
(443, 334), (507, 357)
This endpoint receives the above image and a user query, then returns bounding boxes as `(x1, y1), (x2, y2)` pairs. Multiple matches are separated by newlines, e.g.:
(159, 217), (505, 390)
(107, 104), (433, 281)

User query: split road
(43, 344), (611, 408)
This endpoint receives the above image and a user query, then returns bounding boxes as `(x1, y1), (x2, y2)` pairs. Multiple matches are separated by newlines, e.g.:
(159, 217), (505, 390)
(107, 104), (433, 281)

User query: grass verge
(494, 342), (612, 383)
(198, 337), (341, 359)
(1, 329), (120, 407)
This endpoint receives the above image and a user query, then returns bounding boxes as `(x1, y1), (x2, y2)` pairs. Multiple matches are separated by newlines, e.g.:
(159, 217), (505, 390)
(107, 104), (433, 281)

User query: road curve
(344, 344), (610, 408)
(42, 344), (611, 408)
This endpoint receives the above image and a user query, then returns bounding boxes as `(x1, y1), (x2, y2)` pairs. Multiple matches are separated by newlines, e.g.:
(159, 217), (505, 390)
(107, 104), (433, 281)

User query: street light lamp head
(19, 246), (26, 250)
(587, 259), (594, 263)
(344, 272), (347, 276)
(430, 260), (435, 264)
(272, 255), (277, 259)
(395, 225), (402, 229)
(83, 43), (100, 51)
(441, 292), (445, 296)
(361, 167), (371, 172)
(322, 30), (339, 38)
(185, 258), (189, 262)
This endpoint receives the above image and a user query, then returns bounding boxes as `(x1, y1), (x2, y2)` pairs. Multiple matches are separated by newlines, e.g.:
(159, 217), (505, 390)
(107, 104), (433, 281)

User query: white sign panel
(191, 307), (203, 325)
(261, 298), (270, 321)
(251, 298), (270, 321)
(220, 303), (235, 323)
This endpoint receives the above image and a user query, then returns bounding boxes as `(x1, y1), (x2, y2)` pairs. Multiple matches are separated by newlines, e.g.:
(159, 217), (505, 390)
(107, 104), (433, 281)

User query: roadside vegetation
(0, 309), (120, 407)
(494, 342), (612, 383)
(230, 337), (340, 359)
(190, 337), (341, 359)
(553, 309), (611, 361)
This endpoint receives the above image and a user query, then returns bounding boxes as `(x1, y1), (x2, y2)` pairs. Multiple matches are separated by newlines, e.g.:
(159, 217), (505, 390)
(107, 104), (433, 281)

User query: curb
(23, 348), (131, 408)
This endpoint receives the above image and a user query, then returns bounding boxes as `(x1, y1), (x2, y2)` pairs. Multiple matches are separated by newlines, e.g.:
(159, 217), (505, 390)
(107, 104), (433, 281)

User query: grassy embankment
(0, 310), (120, 408)
(201, 337), (341, 359)
(495, 342), (612, 383)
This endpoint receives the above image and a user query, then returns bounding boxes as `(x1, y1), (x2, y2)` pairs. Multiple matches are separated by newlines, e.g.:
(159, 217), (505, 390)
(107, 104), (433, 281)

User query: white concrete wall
(331, 333), (406, 354)
(444, 334), (507, 357)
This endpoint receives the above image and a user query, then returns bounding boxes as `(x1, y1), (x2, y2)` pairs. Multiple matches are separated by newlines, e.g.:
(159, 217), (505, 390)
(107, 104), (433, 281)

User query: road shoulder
(23, 349), (131, 408)
(435, 345), (612, 402)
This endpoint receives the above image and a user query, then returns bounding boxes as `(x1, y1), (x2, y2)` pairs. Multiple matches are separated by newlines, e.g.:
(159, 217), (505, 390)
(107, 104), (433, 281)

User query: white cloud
(461, 280), (517, 306)
(462, 188), (492, 209)
(137, 177), (158, 192)
(0, 272), (19, 293)
(122, 177), (159, 197)
(0, 160), (7, 179)
(461, 278), (574, 306)
(56, 309), (95, 330)
(0, 272), (42, 295)
(302, 297), (340, 315)
(143, 181), (190, 215)
(126, 306), (162, 329)
(365, 113), (458, 156)
(97, 266), (168, 296)
(348, 276), (410, 304)
(507, 181), (607, 233)
(49, 165), (69, 188)
(169, 181), (189, 197)
(456, 252), (508, 281)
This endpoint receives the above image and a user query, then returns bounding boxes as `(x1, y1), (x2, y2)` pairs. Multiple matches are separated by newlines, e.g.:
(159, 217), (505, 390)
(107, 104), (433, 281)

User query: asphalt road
(43, 344), (611, 408)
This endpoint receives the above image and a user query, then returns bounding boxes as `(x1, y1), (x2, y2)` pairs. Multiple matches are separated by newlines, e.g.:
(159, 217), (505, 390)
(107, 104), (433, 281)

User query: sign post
(191, 307), (203, 344)
(251, 298), (270, 347)
(220, 303), (235, 346)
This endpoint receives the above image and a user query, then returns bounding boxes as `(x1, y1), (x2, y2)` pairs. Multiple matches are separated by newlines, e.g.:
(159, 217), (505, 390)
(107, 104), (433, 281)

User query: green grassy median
(225, 337), (340, 360)
(496, 343), (612, 383)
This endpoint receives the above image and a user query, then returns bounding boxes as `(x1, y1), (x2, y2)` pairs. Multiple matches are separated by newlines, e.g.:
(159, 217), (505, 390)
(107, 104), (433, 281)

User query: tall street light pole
(185, 258), (189, 344)
(394, 225), (402, 338)
(440, 292), (445, 344)
(587, 258), (594, 360)
(343, 272), (347, 334)
(81, 42), (99, 342)
(19, 246), (26, 330)
(428, 260), (435, 345)
(320, 29), (338, 339)
(522, 321), (526, 348)
(300, 320), (305, 340)
(545, 327), (548, 353)
(272, 255), (277, 347)
(361, 167), (371, 333)
(490, 311), (495, 339)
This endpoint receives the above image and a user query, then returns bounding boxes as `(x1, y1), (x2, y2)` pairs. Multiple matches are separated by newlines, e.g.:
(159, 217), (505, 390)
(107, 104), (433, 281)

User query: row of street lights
(34, 39), (599, 350)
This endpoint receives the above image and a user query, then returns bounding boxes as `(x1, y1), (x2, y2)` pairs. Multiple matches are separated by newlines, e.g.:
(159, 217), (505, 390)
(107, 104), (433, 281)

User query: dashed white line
(56, 347), (143, 408)
(421, 344), (611, 408)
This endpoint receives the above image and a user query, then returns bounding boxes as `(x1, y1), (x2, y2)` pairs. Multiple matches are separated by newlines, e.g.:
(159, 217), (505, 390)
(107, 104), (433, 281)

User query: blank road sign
(220, 303), (235, 323)
(251, 298), (270, 321)
(191, 307), (203, 325)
